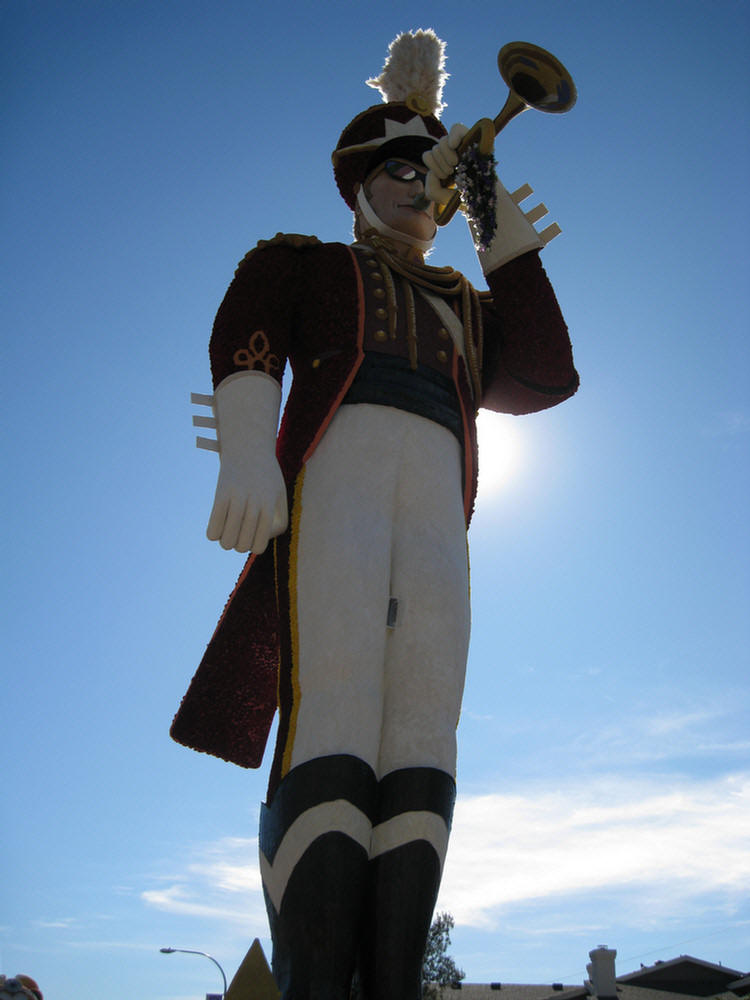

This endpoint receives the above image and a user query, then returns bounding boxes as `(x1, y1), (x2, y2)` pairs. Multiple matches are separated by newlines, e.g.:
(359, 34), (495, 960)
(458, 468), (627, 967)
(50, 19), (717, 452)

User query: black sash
(343, 352), (462, 444)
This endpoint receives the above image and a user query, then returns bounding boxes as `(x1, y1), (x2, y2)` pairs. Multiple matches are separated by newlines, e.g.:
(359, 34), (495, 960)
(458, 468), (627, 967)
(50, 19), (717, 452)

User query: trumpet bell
(433, 40), (576, 227)
(497, 41), (577, 114)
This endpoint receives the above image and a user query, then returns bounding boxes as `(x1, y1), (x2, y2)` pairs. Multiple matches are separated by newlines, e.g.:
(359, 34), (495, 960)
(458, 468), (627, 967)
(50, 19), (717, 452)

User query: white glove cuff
(473, 179), (561, 274)
(216, 368), (281, 400)
(191, 371), (281, 452)
(215, 369), (281, 448)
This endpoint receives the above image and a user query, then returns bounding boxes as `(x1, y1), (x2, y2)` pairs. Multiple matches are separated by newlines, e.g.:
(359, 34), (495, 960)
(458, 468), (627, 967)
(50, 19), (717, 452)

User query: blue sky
(2, 1), (749, 997)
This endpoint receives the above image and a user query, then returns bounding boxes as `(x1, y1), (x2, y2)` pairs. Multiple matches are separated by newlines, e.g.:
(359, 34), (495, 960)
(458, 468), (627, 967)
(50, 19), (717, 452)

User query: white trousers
(282, 403), (471, 781)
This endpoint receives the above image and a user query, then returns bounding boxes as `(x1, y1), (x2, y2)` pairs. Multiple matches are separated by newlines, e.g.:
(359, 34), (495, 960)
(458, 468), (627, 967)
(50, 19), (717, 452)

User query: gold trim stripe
(280, 467), (306, 780)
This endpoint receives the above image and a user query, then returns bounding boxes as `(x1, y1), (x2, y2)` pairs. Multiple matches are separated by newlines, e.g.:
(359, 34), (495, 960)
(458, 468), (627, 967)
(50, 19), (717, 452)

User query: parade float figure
(171, 30), (578, 1000)
(0, 975), (43, 1000)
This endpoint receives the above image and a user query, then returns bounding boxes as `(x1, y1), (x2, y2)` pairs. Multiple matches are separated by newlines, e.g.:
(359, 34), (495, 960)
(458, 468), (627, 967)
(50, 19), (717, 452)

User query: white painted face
(365, 159), (437, 242)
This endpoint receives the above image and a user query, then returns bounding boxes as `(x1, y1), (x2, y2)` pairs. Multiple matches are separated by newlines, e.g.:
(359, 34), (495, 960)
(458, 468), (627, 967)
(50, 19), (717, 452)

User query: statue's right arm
(205, 242), (302, 553)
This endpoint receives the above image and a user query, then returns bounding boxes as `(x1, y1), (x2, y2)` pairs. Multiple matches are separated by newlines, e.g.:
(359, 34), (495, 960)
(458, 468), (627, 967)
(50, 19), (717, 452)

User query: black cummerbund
(343, 352), (463, 443)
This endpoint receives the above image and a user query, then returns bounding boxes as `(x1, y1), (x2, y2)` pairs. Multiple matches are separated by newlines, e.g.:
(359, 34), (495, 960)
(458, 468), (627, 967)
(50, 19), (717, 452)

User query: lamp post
(160, 946), (228, 999)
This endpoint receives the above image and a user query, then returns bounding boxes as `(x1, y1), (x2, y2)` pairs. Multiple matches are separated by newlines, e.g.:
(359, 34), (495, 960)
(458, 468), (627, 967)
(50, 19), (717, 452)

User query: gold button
(438, 327), (450, 340)
(312, 358), (321, 368)
(437, 350), (448, 363)
(375, 307), (387, 319)
(371, 271), (383, 282)
(390, 331), (397, 340)
(373, 287), (385, 298)
(374, 330), (387, 342)
(366, 258), (378, 267)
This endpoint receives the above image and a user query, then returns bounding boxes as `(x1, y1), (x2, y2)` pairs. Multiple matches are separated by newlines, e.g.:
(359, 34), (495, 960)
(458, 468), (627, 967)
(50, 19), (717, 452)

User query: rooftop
(433, 953), (749, 1000)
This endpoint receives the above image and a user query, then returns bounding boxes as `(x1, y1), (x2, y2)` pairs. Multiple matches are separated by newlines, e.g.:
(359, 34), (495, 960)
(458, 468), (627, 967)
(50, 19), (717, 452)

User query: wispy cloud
(696, 740), (750, 754)
(32, 917), (78, 930)
(702, 410), (750, 438)
(65, 939), (171, 952)
(461, 691), (749, 788)
(141, 773), (750, 946)
(562, 698), (749, 770)
(439, 771), (750, 928)
(142, 836), (266, 928)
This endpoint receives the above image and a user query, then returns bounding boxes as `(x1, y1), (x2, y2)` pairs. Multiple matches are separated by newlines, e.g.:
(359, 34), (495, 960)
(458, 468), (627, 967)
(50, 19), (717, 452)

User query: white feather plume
(366, 29), (448, 116)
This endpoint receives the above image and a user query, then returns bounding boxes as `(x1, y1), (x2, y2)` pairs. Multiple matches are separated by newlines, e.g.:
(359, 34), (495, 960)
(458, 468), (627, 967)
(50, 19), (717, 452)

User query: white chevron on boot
(260, 799), (372, 913)
(370, 810), (450, 871)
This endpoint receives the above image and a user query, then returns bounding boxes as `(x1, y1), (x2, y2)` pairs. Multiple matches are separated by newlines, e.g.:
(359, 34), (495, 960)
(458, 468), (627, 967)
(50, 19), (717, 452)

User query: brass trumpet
(429, 41), (577, 226)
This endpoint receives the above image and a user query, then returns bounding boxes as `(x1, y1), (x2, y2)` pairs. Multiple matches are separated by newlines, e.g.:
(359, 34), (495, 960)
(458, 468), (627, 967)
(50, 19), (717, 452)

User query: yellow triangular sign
(225, 938), (280, 1000)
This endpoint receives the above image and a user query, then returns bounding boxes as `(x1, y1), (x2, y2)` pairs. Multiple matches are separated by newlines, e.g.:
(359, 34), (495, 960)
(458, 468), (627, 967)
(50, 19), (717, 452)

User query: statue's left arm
(424, 129), (579, 415)
(479, 244), (579, 415)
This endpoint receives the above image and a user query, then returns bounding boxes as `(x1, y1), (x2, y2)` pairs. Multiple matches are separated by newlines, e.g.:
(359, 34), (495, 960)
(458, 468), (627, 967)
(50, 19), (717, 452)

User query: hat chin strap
(356, 187), (436, 252)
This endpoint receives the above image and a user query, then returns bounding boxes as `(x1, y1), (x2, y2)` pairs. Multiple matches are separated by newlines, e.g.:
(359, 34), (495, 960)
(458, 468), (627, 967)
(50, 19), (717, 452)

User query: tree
(421, 911), (465, 998)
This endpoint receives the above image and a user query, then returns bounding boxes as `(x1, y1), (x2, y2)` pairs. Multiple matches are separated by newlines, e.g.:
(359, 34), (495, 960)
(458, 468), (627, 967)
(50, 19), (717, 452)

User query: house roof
(436, 986), (743, 1000)
(434, 954), (749, 1000)
(618, 956), (747, 997)
(433, 987), (580, 1000)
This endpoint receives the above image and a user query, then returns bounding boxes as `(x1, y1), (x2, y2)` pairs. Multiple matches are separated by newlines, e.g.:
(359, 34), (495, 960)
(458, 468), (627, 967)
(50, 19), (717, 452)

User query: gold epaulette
(236, 233), (322, 273)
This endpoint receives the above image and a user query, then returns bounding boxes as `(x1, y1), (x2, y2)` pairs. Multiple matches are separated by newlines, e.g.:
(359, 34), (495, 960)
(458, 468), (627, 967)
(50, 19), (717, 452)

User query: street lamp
(160, 946), (228, 999)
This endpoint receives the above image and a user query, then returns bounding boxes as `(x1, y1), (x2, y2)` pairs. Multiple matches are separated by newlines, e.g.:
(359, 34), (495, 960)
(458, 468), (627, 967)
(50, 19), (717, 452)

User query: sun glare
(476, 410), (523, 497)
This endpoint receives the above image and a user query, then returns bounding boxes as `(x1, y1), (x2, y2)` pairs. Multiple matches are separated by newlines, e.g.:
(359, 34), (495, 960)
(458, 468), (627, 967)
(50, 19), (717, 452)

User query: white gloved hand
(422, 123), (469, 205)
(206, 370), (288, 553)
(472, 179), (560, 274)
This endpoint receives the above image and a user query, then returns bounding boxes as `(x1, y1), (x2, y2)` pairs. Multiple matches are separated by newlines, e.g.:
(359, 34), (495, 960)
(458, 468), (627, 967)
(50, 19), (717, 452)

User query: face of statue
(365, 159), (436, 242)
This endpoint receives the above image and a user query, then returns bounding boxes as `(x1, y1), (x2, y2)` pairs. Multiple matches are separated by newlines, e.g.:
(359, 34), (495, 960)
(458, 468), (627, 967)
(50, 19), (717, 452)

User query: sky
(2, 0), (749, 997)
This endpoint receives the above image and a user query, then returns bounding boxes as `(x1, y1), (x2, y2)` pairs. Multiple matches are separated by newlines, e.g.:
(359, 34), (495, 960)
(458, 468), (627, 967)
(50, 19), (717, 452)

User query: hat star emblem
(382, 115), (431, 140)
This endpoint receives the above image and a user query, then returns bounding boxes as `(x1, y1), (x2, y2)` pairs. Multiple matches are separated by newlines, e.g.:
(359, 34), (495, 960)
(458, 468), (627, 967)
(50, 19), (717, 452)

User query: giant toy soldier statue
(172, 29), (578, 1000)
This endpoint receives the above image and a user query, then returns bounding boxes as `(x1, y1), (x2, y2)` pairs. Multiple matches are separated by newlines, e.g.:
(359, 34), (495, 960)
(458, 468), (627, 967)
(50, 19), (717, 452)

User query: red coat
(170, 235), (578, 768)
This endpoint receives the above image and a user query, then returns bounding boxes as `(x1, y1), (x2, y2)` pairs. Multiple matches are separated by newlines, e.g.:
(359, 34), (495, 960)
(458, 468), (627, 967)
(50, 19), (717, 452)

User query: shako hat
(332, 29), (449, 209)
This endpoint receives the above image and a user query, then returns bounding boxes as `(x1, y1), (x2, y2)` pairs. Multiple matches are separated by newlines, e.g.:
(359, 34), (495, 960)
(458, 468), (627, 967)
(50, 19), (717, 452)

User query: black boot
(358, 767), (456, 1000)
(259, 754), (377, 1000)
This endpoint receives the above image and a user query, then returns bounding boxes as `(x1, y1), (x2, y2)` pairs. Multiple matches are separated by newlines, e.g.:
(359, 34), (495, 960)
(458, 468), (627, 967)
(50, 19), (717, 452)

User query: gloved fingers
(423, 143), (456, 179)
(207, 495), (229, 543)
(233, 507), (257, 553)
(250, 504), (274, 556)
(233, 488), (287, 554)
(447, 122), (469, 148)
(219, 496), (246, 551)
(421, 147), (441, 176)
(434, 141), (459, 175)
(423, 124), (466, 175)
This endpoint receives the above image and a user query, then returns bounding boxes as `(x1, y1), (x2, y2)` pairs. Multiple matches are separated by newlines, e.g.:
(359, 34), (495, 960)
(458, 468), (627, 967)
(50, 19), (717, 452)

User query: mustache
(396, 200), (432, 215)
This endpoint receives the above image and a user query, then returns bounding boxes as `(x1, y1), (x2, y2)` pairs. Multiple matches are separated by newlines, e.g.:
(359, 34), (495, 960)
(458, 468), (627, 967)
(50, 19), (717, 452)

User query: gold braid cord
(360, 233), (483, 405)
